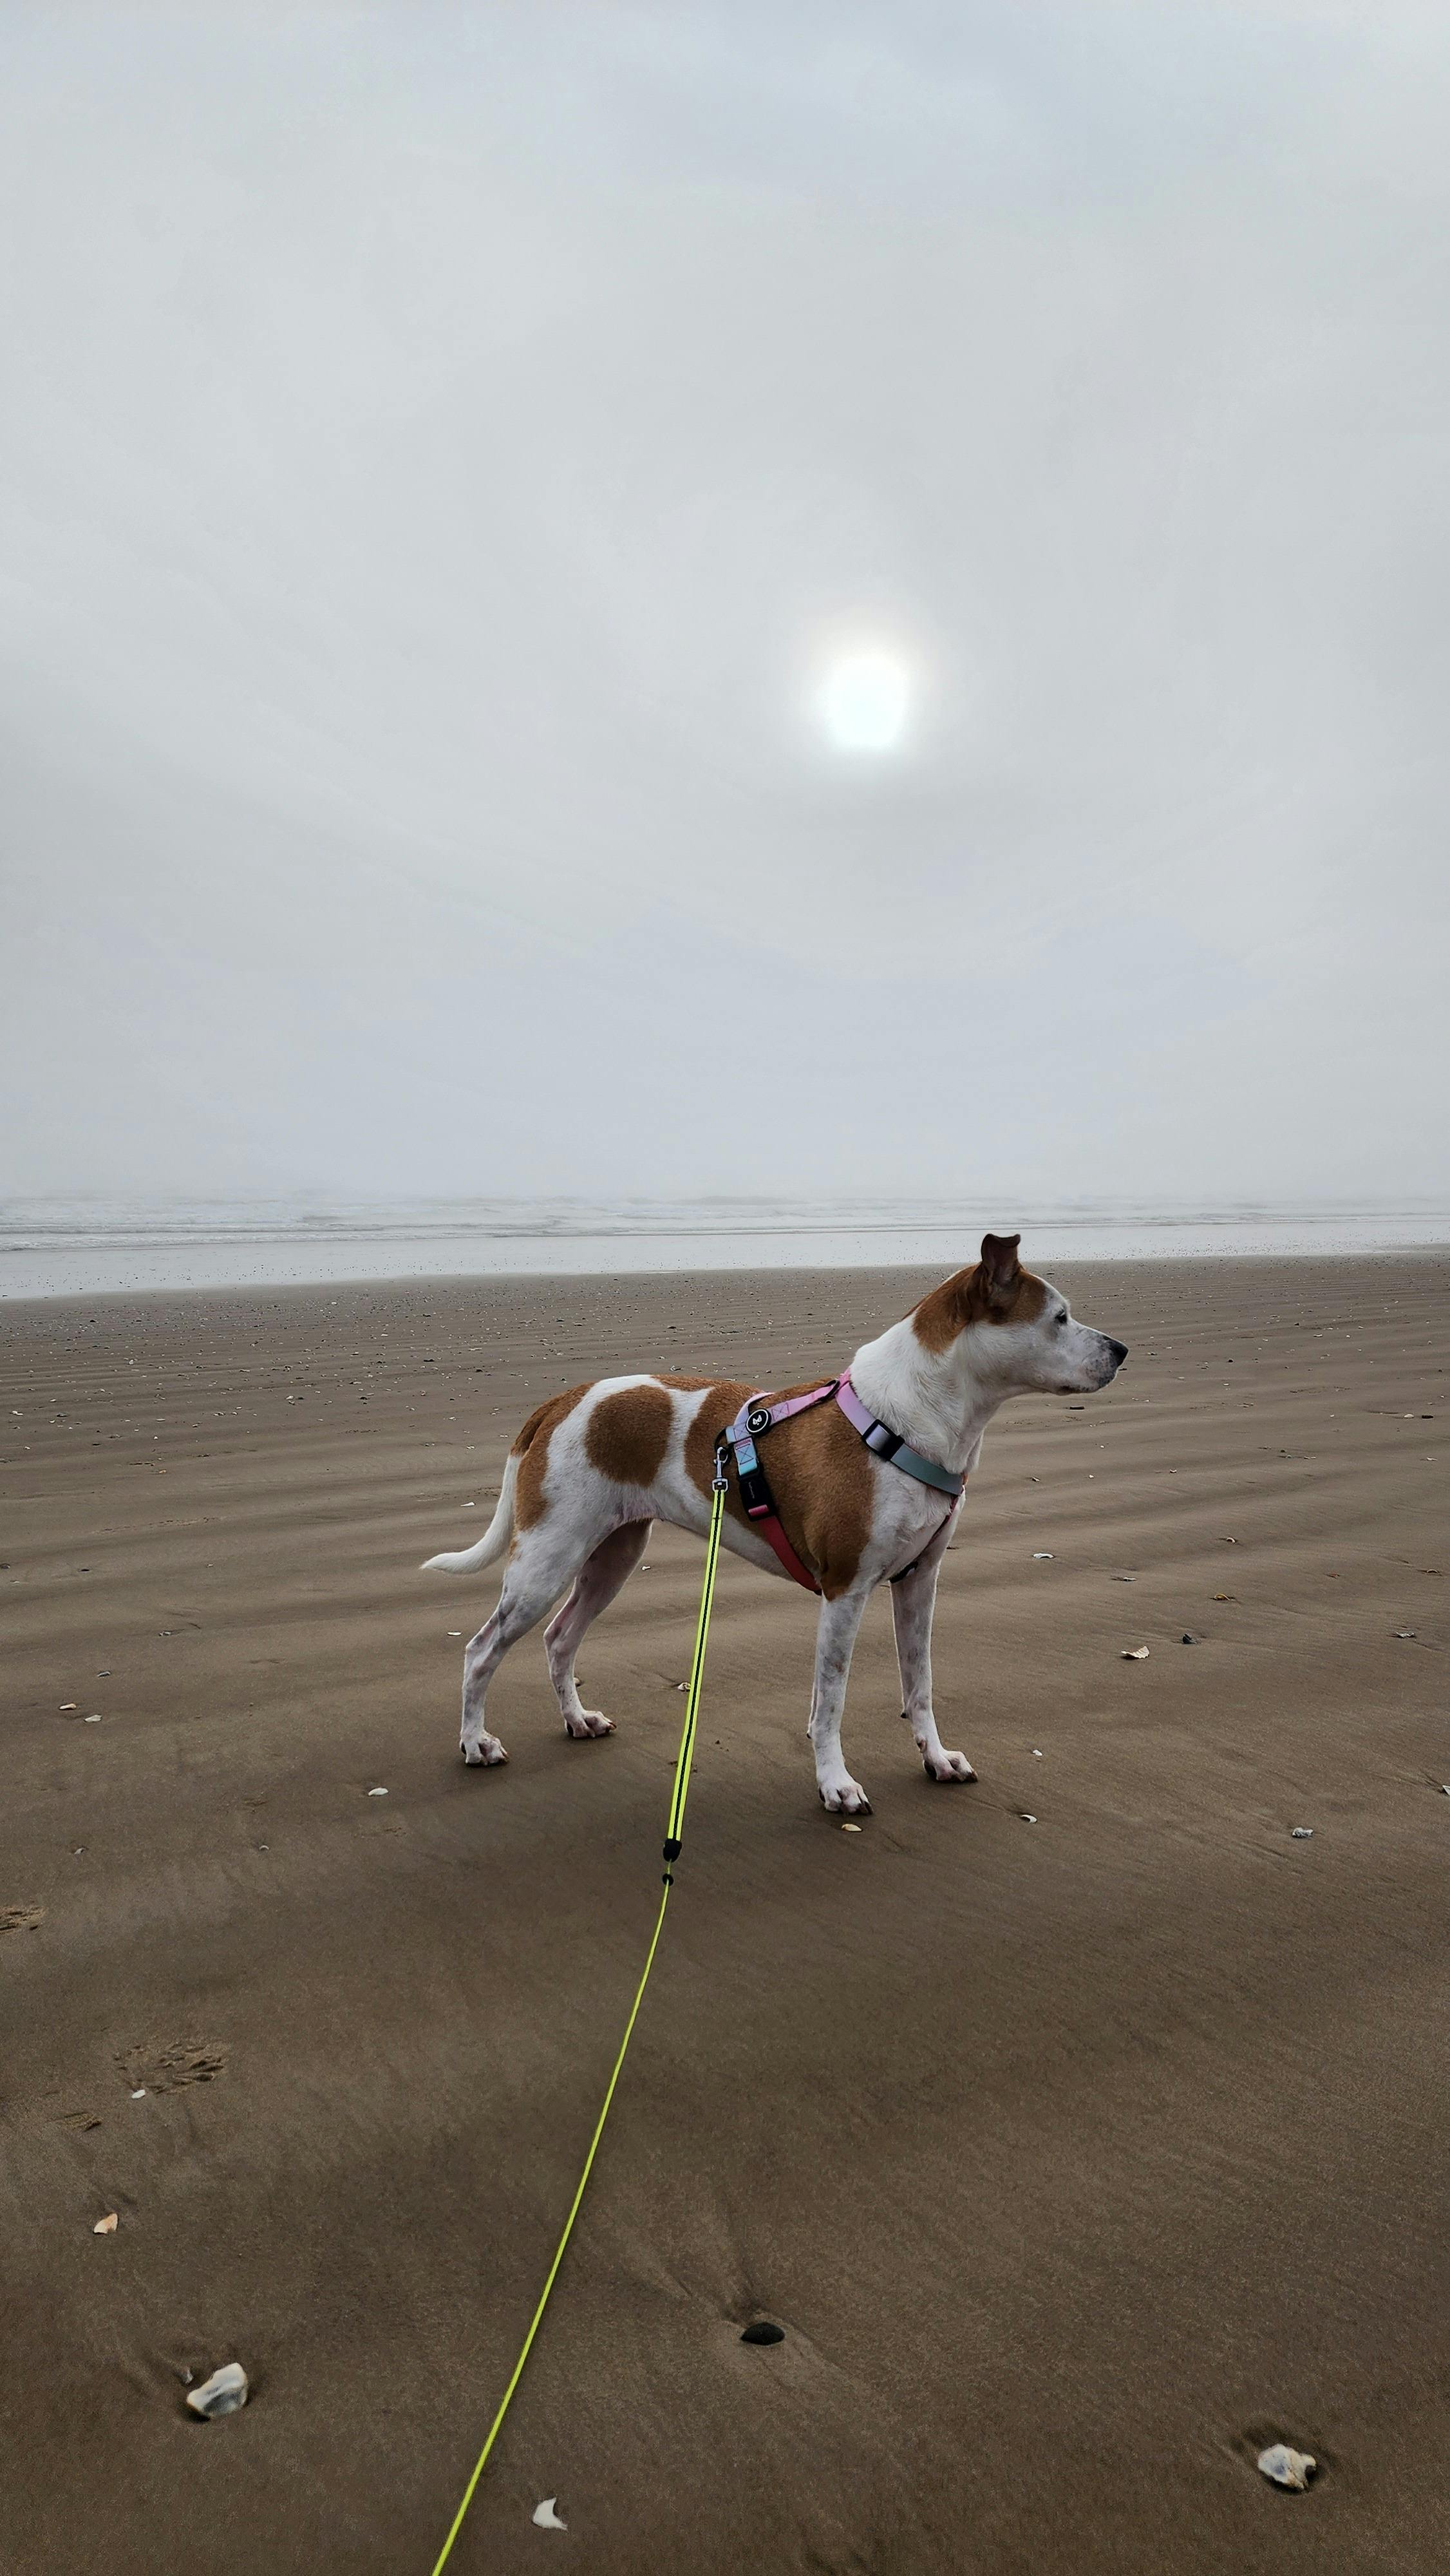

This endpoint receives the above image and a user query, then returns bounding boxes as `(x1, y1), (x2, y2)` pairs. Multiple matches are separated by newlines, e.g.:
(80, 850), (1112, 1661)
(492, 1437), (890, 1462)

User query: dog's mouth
(1054, 1362), (1125, 1396)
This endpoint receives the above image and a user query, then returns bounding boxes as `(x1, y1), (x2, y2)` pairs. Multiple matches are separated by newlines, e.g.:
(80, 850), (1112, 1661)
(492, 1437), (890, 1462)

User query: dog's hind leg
(807, 1587), (872, 1815)
(459, 1530), (589, 1766)
(543, 1519), (651, 1738)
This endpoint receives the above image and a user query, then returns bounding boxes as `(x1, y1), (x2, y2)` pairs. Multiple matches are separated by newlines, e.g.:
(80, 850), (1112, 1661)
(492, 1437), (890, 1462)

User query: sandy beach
(3, 1254), (1446, 2574)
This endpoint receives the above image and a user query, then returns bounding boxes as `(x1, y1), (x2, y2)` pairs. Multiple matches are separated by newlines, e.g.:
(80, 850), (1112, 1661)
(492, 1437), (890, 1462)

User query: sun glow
(816, 648), (913, 753)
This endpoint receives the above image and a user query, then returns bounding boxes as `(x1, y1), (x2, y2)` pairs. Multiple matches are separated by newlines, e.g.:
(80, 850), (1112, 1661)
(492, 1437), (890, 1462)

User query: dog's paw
(819, 1777), (872, 1817)
(923, 1748), (977, 1784)
(461, 1735), (509, 1768)
(564, 1710), (615, 1740)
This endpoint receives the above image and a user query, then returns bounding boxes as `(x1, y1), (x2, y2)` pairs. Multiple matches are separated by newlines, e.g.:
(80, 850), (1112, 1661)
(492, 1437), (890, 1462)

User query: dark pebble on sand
(740, 2320), (785, 2346)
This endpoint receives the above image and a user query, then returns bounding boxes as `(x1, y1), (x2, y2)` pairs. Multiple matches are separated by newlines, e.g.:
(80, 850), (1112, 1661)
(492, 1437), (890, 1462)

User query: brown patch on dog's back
(586, 1381), (674, 1486)
(679, 1376), (874, 1598)
(513, 1383), (589, 1528)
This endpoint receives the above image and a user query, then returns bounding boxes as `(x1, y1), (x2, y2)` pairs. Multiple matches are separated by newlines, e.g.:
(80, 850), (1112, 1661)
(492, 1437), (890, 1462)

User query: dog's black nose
(1107, 1338), (1128, 1365)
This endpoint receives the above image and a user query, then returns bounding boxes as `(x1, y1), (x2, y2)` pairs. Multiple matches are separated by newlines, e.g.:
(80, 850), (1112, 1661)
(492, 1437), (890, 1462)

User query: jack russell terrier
(424, 1234), (1127, 1815)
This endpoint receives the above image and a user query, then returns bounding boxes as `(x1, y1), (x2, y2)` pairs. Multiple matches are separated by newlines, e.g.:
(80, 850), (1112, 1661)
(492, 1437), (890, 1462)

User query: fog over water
(3, 5), (1448, 1222)
(3, 1194), (1446, 1300)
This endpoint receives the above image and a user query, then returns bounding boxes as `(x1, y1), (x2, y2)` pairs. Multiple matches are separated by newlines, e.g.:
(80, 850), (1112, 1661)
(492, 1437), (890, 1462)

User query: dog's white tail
(420, 1454), (518, 1575)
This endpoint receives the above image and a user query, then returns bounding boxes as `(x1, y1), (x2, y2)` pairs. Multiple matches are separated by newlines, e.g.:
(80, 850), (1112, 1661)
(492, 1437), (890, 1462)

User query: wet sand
(3, 1256), (1446, 2573)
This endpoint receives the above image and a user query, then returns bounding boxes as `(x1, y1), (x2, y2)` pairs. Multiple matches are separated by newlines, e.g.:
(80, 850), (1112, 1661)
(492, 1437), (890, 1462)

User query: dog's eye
(1055, 1313), (1069, 1328)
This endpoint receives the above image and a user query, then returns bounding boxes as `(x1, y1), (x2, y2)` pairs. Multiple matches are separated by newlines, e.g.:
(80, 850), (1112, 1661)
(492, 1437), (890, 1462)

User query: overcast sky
(3, 1), (1447, 1204)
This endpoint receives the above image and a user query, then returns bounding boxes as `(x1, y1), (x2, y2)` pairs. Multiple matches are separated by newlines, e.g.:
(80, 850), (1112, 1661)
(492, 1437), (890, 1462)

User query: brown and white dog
(424, 1235), (1127, 1815)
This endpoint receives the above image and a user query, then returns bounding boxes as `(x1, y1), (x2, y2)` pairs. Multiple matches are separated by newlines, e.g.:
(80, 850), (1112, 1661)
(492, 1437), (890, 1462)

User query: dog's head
(919, 1233), (1127, 1397)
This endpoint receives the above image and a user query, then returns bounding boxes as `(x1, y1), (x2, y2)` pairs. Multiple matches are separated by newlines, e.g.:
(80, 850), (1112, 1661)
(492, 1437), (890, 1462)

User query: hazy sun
(816, 648), (912, 753)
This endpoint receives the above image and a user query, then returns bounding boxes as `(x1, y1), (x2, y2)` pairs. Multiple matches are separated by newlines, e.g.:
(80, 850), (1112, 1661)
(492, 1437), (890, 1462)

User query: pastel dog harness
(720, 1374), (964, 1595)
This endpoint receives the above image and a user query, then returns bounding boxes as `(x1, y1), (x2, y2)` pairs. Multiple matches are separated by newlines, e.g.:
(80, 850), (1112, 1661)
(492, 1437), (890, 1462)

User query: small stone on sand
(185, 2362), (248, 2419)
(740, 2320), (786, 2345)
(1256, 2442), (1316, 2490)
(93, 2213), (118, 2234)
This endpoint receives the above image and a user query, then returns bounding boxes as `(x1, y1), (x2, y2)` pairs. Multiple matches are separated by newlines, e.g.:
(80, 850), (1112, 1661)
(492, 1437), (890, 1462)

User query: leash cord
(429, 1466), (728, 2573)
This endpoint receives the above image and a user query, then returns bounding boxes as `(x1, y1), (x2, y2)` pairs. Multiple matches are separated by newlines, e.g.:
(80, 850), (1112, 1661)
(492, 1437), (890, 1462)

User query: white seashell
(186, 2363), (248, 2419)
(93, 2212), (118, 2234)
(1122, 1647), (1150, 1660)
(368, 1786), (388, 1797)
(1256, 2442), (1315, 2490)
(532, 2497), (567, 2530)
(1032, 1552), (1053, 1561)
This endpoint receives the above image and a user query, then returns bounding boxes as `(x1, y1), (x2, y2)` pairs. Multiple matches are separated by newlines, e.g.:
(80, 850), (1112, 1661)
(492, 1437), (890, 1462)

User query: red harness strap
(748, 1511), (820, 1592)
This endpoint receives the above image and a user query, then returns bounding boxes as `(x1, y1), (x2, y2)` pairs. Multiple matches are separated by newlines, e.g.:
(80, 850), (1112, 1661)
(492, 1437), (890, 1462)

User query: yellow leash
(429, 1463), (729, 2573)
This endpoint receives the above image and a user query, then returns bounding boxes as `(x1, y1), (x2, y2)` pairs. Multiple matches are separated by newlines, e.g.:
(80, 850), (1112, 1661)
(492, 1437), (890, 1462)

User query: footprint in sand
(116, 2041), (228, 2094)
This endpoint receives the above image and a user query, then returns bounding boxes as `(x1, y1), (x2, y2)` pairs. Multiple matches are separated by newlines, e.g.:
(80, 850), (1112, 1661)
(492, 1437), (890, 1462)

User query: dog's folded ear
(978, 1231), (1022, 1312)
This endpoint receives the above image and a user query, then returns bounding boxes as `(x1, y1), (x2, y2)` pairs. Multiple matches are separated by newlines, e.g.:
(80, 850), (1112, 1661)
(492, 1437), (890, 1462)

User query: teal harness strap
(834, 1373), (965, 1496)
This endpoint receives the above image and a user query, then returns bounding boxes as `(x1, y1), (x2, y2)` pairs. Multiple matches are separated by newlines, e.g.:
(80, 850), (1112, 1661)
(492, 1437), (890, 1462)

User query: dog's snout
(1106, 1338), (1128, 1366)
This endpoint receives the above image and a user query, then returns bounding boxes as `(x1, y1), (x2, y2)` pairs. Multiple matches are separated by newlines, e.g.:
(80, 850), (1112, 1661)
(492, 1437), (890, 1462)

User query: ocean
(3, 1196), (1447, 1301)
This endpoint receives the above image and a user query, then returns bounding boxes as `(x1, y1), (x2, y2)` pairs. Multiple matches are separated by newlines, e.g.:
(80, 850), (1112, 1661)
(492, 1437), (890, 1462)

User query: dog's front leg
(808, 1587), (872, 1815)
(892, 1507), (975, 1784)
